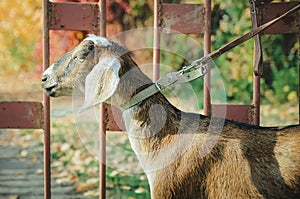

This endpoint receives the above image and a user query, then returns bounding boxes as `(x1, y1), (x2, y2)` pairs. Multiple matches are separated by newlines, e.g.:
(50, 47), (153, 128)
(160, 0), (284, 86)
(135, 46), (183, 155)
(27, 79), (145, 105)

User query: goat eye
(74, 56), (84, 63)
(88, 45), (94, 51)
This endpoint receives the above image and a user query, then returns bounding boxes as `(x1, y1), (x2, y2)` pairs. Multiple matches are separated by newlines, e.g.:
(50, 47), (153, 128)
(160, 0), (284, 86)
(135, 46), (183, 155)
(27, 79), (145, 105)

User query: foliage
(261, 34), (299, 105)
(204, 0), (298, 106)
(0, 0), (42, 73)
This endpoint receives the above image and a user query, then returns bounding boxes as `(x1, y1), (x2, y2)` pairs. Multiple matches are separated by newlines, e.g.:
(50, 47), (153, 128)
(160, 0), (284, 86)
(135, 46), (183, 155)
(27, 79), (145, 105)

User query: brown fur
(42, 38), (300, 199)
(128, 89), (300, 199)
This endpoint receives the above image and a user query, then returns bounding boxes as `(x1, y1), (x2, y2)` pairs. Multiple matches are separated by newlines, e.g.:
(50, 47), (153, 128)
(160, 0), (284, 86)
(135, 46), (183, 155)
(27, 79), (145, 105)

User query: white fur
(81, 56), (120, 111)
(42, 64), (57, 87)
(84, 34), (111, 47)
(122, 107), (201, 196)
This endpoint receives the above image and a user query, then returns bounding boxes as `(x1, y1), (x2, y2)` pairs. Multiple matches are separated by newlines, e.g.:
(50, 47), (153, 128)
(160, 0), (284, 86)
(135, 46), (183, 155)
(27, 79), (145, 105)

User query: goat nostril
(46, 85), (56, 92)
(42, 75), (48, 82)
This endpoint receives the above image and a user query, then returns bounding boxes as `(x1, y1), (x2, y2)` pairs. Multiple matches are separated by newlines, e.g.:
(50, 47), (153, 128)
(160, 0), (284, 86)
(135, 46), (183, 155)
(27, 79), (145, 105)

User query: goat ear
(80, 56), (121, 111)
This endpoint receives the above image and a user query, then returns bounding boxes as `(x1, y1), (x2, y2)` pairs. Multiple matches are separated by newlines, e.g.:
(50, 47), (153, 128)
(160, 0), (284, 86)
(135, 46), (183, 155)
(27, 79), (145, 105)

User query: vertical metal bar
(153, 0), (161, 81)
(253, 76), (260, 125)
(250, 0), (261, 126)
(99, 0), (106, 37)
(99, 0), (106, 198)
(99, 104), (106, 199)
(43, 0), (51, 198)
(204, 0), (211, 116)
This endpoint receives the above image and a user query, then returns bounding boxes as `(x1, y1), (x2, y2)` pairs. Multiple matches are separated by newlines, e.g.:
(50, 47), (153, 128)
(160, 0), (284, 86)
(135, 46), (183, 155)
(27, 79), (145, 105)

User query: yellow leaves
(287, 91), (297, 104)
(0, 0), (42, 73)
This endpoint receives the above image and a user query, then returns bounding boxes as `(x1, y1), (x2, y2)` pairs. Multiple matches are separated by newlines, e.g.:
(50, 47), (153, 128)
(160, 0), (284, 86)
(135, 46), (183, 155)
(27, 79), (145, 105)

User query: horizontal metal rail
(0, 101), (44, 129)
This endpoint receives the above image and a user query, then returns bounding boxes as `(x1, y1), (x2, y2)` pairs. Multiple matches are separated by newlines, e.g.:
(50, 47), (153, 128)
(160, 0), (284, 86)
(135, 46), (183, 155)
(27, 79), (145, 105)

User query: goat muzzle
(41, 72), (58, 97)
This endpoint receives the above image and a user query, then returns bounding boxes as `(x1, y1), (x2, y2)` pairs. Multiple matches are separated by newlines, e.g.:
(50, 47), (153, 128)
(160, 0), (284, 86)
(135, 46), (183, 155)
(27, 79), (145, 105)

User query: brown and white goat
(41, 35), (300, 199)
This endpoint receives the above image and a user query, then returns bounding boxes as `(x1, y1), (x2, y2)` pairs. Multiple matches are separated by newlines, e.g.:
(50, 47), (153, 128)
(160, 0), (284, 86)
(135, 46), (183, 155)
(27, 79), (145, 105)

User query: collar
(121, 64), (207, 110)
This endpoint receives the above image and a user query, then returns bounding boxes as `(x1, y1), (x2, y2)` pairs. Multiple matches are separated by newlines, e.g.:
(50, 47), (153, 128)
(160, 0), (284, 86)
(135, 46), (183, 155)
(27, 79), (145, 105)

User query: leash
(121, 4), (300, 110)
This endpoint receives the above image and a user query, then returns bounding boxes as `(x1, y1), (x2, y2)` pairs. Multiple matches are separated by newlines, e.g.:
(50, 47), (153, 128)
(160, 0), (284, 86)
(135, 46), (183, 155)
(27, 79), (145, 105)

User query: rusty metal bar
(104, 104), (125, 131)
(153, 0), (161, 81)
(0, 102), (44, 129)
(204, 0), (211, 116)
(48, 2), (99, 31)
(211, 104), (253, 124)
(256, 2), (300, 34)
(99, 104), (106, 199)
(252, 76), (260, 125)
(250, 0), (262, 126)
(160, 4), (206, 34)
(43, 0), (51, 198)
(99, 0), (106, 37)
(98, 1), (106, 198)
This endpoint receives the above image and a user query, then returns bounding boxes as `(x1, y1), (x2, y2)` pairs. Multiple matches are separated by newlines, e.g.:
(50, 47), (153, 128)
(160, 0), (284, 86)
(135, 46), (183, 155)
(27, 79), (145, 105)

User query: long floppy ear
(80, 56), (121, 111)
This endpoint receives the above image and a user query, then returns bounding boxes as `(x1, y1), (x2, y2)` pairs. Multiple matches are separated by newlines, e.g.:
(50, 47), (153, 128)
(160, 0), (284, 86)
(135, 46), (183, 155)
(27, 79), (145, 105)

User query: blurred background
(0, 0), (299, 198)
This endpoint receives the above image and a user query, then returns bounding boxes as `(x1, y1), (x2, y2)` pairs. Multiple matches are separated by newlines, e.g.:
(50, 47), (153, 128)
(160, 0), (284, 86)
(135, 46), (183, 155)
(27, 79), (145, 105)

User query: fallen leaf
(109, 170), (119, 177)
(86, 178), (98, 184)
(36, 169), (43, 174)
(83, 189), (99, 196)
(135, 187), (146, 194)
(9, 195), (19, 199)
(121, 185), (131, 191)
(76, 181), (96, 192)
(56, 177), (72, 185)
(20, 149), (28, 158)
(60, 143), (71, 152)
(70, 174), (78, 182)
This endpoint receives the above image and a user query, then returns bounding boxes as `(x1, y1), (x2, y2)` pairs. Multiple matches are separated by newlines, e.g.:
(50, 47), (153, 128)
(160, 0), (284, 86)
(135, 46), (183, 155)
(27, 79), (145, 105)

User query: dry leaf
(83, 189), (99, 196)
(109, 170), (119, 177)
(76, 181), (95, 193)
(36, 169), (43, 174)
(20, 149), (28, 158)
(56, 177), (71, 185)
(86, 178), (98, 184)
(70, 174), (78, 182)
(121, 185), (131, 191)
(8, 195), (19, 199)
(60, 143), (71, 152)
(135, 187), (146, 193)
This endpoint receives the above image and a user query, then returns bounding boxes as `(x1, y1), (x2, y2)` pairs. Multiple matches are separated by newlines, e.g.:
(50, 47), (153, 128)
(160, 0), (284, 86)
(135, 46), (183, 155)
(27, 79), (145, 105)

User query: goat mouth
(44, 85), (57, 97)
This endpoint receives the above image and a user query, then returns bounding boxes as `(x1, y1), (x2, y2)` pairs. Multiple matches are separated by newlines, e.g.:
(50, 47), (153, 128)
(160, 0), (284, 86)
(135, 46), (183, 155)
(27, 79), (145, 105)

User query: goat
(41, 35), (300, 199)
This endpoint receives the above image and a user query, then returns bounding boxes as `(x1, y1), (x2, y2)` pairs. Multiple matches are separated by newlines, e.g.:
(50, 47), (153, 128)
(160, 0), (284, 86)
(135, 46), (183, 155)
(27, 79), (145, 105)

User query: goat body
(124, 92), (300, 199)
(41, 35), (300, 199)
